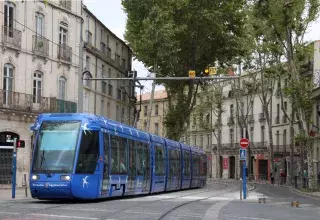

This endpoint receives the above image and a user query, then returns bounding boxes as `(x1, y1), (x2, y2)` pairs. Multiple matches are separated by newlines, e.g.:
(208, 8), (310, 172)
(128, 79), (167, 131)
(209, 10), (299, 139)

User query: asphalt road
(218, 184), (320, 220)
(1, 182), (319, 220)
(0, 182), (238, 220)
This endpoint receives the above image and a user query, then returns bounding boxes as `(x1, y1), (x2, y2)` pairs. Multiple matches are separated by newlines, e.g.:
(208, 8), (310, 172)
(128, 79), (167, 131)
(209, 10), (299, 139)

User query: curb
(280, 185), (320, 199)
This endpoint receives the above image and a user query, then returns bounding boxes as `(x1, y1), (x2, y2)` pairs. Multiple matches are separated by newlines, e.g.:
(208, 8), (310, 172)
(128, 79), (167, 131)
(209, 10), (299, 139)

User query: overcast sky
(83, 0), (320, 94)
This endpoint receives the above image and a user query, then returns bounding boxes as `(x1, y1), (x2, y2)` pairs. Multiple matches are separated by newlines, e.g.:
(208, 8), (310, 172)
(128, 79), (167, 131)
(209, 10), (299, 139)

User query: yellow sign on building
(189, 70), (196, 78)
(209, 67), (217, 75)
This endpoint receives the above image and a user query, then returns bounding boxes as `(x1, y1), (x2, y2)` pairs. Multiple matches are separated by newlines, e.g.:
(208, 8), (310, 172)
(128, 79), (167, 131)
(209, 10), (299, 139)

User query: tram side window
(155, 145), (165, 176)
(136, 141), (145, 175)
(128, 139), (136, 177)
(184, 151), (191, 176)
(76, 131), (99, 174)
(103, 133), (109, 178)
(111, 135), (127, 175)
(143, 142), (150, 178)
(175, 150), (181, 177)
(169, 149), (177, 176)
(192, 153), (198, 176)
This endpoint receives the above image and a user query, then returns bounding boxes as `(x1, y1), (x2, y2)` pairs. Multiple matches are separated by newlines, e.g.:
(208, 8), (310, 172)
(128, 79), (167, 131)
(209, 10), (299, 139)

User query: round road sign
(240, 138), (249, 149)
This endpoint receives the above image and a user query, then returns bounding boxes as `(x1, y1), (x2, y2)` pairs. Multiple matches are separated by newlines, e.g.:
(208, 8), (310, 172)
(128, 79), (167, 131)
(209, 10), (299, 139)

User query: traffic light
(17, 140), (25, 148)
(204, 67), (209, 76)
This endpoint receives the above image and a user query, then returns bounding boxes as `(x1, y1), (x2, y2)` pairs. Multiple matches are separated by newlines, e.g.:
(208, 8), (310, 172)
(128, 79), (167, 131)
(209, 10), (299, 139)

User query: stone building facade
(0, 0), (134, 187)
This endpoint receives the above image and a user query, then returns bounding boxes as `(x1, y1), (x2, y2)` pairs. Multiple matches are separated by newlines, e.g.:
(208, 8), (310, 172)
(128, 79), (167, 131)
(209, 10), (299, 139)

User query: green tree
(122, 0), (249, 140)
(251, 0), (320, 188)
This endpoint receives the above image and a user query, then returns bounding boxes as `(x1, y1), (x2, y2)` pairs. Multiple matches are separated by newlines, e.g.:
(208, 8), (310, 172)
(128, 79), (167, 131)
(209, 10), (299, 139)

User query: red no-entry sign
(240, 138), (249, 149)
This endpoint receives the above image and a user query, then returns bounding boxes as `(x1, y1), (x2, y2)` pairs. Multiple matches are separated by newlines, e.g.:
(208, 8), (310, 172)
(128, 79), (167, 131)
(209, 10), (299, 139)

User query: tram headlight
(31, 175), (39, 180)
(60, 175), (71, 181)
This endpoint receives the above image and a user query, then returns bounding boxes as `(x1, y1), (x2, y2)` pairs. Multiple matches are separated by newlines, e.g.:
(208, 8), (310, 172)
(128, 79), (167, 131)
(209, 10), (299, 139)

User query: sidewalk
(0, 187), (31, 201)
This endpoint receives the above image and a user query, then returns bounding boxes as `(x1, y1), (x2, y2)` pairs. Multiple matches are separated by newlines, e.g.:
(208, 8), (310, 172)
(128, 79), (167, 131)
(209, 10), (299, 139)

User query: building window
(200, 135), (204, 147)
(108, 84), (113, 97)
(102, 81), (107, 94)
(59, 23), (68, 45)
(250, 127), (254, 142)
(58, 76), (66, 100)
(207, 134), (210, 146)
(261, 126), (265, 143)
(117, 89), (121, 100)
(144, 121), (147, 131)
(155, 105), (159, 116)
(4, 1), (15, 37)
(193, 135), (197, 146)
(230, 129), (234, 146)
(155, 123), (159, 135)
(230, 104), (234, 116)
(206, 113), (210, 124)
(3, 63), (14, 105)
(108, 68), (111, 78)
(101, 99), (104, 115)
(101, 64), (105, 76)
(283, 129), (287, 147)
(107, 102), (110, 117)
(35, 12), (44, 36)
(144, 106), (148, 116)
(86, 56), (90, 71)
(33, 71), (42, 103)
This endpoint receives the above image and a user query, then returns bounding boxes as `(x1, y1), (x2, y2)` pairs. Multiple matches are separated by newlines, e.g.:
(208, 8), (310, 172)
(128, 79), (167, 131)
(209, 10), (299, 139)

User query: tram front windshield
(32, 120), (81, 174)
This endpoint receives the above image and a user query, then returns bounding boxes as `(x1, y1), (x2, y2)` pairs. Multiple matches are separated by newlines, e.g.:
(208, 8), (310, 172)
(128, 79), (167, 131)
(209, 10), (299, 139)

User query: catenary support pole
(12, 138), (17, 199)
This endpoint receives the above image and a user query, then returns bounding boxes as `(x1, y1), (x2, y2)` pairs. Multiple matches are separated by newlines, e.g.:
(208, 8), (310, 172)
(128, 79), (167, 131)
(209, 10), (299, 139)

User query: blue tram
(29, 113), (207, 200)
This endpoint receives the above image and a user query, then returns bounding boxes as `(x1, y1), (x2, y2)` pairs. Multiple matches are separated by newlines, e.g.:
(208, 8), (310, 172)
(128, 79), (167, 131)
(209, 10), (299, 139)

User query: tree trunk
(307, 141), (315, 190)
(289, 107), (295, 186)
(216, 108), (222, 179)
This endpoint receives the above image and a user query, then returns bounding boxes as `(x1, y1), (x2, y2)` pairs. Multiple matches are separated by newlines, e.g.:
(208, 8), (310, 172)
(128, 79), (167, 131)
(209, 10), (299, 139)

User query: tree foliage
(122, 0), (249, 140)
(249, 0), (320, 187)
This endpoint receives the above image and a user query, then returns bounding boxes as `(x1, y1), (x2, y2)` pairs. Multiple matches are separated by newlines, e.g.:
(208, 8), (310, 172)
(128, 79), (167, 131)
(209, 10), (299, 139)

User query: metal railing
(0, 89), (77, 113)
(2, 26), (22, 50)
(57, 44), (72, 63)
(32, 35), (49, 57)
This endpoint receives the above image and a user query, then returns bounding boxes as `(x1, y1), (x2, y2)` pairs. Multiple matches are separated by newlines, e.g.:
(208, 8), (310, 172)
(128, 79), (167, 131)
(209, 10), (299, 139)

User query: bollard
(291, 201), (299, 207)
(24, 174), (28, 197)
(258, 198), (266, 204)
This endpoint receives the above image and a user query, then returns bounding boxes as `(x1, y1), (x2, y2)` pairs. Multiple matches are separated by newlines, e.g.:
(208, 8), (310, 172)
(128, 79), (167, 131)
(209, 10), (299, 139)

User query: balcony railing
(2, 26), (21, 50)
(59, 0), (71, 10)
(50, 98), (77, 113)
(57, 44), (72, 63)
(32, 35), (49, 57)
(0, 89), (77, 113)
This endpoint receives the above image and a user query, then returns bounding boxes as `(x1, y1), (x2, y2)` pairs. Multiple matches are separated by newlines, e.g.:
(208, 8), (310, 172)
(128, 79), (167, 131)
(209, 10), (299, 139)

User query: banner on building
(223, 158), (229, 169)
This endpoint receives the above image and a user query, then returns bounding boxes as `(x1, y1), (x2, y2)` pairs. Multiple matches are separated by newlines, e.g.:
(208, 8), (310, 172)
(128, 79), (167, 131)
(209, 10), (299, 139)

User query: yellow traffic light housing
(204, 68), (209, 76)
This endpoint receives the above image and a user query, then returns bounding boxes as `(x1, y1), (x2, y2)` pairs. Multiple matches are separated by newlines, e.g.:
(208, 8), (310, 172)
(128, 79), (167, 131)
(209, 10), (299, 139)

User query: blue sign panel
(240, 149), (247, 161)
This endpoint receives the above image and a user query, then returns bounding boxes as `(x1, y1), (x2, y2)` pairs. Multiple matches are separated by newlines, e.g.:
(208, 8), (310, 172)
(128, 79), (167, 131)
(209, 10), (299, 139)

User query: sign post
(12, 138), (17, 199)
(240, 137), (249, 200)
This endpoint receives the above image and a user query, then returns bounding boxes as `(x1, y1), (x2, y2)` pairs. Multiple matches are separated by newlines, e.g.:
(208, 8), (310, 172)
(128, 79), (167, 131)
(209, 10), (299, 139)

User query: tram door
(102, 133), (109, 195)
(136, 142), (150, 193)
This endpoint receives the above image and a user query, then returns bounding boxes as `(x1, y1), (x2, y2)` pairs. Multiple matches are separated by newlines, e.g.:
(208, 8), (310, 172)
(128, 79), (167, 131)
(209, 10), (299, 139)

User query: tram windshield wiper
(40, 150), (52, 178)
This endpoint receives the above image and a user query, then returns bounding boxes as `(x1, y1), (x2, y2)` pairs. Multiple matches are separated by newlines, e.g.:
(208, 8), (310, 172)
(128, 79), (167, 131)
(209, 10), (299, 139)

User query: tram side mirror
(17, 140), (25, 148)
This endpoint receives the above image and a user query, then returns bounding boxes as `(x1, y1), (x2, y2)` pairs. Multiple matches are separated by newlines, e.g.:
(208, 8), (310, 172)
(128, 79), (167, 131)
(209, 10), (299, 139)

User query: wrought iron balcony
(2, 26), (21, 50)
(0, 90), (49, 113)
(57, 44), (72, 63)
(32, 35), (49, 57)
(50, 98), (77, 113)
(0, 89), (77, 114)
(59, 0), (71, 10)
